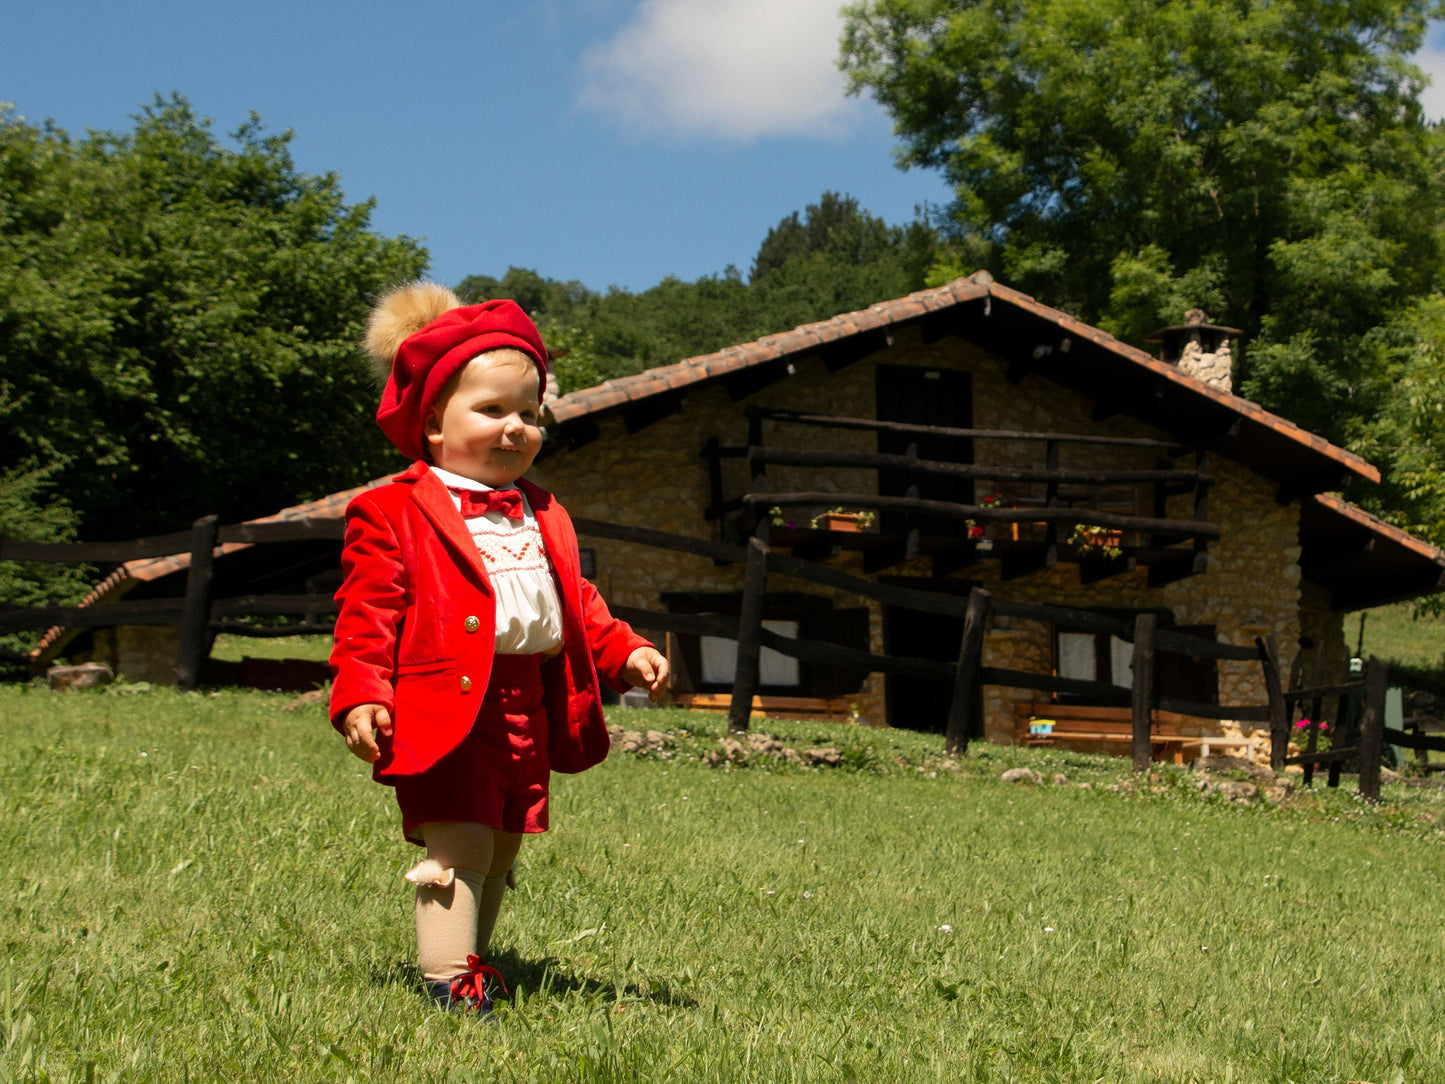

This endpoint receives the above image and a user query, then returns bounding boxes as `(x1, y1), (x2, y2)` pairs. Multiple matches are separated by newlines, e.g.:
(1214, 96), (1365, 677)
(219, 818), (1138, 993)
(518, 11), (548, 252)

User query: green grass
(3, 686), (1445, 1082)
(209, 633), (332, 663)
(1357, 602), (1445, 673)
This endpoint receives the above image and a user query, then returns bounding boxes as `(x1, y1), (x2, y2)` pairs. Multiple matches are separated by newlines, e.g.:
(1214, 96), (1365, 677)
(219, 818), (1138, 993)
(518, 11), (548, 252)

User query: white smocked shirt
(430, 466), (564, 656)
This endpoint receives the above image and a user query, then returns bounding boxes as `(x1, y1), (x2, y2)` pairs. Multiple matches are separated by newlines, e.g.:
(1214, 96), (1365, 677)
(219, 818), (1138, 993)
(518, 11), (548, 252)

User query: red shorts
(393, 654), (550, 845)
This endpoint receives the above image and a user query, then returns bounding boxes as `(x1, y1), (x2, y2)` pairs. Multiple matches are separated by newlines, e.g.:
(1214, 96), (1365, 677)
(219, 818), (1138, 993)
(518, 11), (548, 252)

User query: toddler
(329, 283), (667, 1014)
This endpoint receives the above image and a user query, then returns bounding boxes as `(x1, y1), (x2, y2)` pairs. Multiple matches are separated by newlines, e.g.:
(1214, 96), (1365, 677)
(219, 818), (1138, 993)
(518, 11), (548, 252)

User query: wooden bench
(671, 692), (854, 722)
(1014, 703), (1258, 765)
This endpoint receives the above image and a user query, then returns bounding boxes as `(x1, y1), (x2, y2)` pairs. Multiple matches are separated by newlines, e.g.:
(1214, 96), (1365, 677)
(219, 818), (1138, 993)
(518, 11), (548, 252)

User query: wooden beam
(209, 595), (338, 617)
(1155, 628), (1260, 662)
(744, 406), (1188, 451)
(1154, 698), (1272, 723)
(175, 516), (219, 692)
(978, 666), (1132, 703)
(1131, 613), (1157, 772)
(1258, 634), (1287, 771)
(762, 549), (973, 617)
(1358, 656), (1388, 804)
(727, 535), (770, 734)
(944, 588), (990, 755)
(0, 598), (186, 634)
(0, 531), (196, 564)
(570, 517), (747, 564)
(989, 598), (1133, 637)
(216, 519), (345, 544)
(745, 493), (1221, 538)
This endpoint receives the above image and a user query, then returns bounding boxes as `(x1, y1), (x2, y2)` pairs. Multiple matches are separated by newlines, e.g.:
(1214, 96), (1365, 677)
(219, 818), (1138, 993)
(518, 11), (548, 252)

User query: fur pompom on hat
(365, 282), (549, 461)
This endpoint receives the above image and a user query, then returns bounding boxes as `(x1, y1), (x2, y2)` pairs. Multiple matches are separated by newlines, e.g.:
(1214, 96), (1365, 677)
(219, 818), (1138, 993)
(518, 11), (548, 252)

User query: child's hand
(624, 647), (670, 702)
(342, 703), (393, 763)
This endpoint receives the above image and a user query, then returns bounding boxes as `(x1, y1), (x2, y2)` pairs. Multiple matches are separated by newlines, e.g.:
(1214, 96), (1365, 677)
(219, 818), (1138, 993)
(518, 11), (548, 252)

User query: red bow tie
(449, 486), (524, 521)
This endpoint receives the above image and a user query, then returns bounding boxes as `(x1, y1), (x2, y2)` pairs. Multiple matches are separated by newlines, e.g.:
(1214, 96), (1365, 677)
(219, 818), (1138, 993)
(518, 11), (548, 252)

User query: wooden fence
(704, 406), (1218, 583)
(5, 514), (1440, 803)
(1283, 657), (1445, 801)
(0, 515), (343, 689)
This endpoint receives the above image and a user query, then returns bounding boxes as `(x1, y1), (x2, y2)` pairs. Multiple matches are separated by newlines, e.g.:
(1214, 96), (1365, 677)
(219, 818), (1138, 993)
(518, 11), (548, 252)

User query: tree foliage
(459, 192), (937, 394)
(841, 0), (1445, 446)
(0, 462), (93, 666)
(0, 95), (427, 540)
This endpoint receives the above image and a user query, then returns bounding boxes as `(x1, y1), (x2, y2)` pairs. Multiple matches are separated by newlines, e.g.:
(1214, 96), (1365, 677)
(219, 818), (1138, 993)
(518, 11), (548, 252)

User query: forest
(6, 0), (1445, 642)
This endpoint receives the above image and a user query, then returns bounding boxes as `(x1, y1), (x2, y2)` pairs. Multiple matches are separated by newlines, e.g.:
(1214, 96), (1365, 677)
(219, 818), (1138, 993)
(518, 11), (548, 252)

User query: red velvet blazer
(328, 462), (649, 779)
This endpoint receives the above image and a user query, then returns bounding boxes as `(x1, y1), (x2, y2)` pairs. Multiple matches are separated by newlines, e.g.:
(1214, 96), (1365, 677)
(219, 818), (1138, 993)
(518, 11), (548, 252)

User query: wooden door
(875, 365), (974, 535)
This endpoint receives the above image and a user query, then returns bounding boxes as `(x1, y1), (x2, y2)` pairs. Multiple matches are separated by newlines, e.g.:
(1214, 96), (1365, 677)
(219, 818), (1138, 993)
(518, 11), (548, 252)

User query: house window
(1053, 614), (1219, 703)
(1056, 631), (1133, 689)
(662, 591), (869, 697)
(700, 620), (800, 686)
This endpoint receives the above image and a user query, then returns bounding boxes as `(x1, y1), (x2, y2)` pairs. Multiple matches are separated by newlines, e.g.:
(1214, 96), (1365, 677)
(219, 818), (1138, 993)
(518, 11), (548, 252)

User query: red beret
(375, 299), (548, 460)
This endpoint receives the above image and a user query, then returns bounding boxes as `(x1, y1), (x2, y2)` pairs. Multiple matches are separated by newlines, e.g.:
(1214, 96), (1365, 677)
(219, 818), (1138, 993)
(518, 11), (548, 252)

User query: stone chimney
(1144, 309), (1241, 394)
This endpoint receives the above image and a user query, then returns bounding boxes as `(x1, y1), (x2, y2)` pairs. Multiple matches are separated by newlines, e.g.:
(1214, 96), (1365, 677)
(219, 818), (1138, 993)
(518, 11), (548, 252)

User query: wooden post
(1358, 656), (1387, 805)
(1130, 612), (1157, 772)
(727, 534), (769, 734)
(904, 441), (921, 562)
(1304, 649), (1329, 787)
(1327, 686), (1351, 789)
(944, 587), (991, 756)
(1193, 450), (1211, 562)
(1042, 438), (1060, 556)
(1258, 635), (1287, 772)
(175, 515), (219, 692)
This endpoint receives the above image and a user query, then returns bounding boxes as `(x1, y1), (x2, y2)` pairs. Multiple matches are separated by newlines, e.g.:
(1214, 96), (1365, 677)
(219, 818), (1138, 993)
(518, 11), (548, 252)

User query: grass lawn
(209, 633), (332, 664)
(2, 685), (1444, 1082)
(1356, 602), (1445, 673)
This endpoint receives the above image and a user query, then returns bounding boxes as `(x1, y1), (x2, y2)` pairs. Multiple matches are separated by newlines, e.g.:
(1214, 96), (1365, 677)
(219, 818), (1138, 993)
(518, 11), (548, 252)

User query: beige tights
(412, 821), (523, 982)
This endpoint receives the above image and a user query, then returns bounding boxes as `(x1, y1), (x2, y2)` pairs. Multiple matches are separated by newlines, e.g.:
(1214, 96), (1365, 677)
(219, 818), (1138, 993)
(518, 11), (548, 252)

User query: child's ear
(423, 407), (443, 445)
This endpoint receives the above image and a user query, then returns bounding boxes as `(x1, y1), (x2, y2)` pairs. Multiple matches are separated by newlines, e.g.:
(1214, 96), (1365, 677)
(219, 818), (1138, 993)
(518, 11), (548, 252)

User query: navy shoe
(424, 955), (507, 1018)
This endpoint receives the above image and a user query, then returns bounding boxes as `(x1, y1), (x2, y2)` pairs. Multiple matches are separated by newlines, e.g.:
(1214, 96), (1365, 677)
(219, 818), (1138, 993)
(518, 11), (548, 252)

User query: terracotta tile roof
(1301, 494), (1445, 608)
(1309, 494), (1445, 566)
(120, 478), (381, 583)
(547, 273), (1379, 488)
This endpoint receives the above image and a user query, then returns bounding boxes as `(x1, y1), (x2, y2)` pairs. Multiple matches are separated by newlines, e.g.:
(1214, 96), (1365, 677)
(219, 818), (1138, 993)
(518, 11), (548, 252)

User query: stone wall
(78, 624), (182, 685)
(529, 323), (1318, 748)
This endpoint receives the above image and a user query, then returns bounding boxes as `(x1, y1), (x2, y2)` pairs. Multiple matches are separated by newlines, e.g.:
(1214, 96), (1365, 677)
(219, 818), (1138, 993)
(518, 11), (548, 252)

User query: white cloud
(578, 0), (861, 141)
(1415, 43), (1445, 122)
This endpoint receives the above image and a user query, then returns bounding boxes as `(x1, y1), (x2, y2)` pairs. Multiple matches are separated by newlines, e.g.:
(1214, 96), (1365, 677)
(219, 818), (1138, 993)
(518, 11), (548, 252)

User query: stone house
(524, 272), (1445, 745)
(41, 272), (1445, 747)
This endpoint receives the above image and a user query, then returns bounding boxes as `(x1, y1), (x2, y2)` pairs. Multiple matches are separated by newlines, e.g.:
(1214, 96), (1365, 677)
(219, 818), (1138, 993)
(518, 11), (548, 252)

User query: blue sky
(4, 0), (954, 293)
(8, 2), (1445, 296)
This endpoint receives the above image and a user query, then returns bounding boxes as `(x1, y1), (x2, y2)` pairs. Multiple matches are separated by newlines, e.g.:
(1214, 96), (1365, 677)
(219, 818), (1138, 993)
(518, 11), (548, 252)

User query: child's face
(423, 349), (543, 487)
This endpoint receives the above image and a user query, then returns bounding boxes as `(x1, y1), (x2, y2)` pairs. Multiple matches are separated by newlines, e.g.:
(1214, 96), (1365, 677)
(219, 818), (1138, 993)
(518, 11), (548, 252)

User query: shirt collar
(429, 465), (518, 494)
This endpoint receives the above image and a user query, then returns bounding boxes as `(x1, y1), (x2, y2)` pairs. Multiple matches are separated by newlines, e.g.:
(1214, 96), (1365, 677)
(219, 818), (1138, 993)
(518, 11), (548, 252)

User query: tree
(0, 462), (93, 669)
(0, 96), (427, 540)
(749, 191), (937, 332)
(841, 0), (1445, 446)
(457, 193), (938, 392)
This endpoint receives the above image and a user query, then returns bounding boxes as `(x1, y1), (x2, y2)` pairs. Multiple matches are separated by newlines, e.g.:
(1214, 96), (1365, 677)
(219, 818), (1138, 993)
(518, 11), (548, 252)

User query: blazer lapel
(521, 479), (580, 597)
(409, 464), (494, 591)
